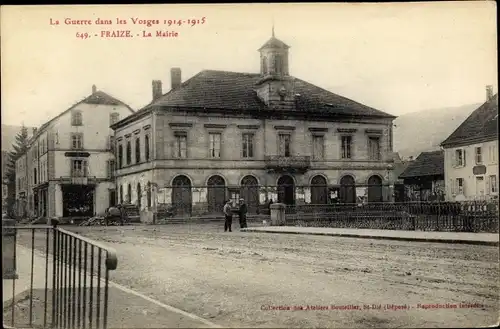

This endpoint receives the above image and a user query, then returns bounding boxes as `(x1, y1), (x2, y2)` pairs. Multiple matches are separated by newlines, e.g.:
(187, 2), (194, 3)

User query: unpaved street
(17, 223), (499, 328)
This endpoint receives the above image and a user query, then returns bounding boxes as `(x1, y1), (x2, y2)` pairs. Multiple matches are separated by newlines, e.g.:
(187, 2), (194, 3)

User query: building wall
(114, 110), (395, 211)
(146, 112), (393, 162)
(20, 100), (133, 218)
(444, 139), (499, 201)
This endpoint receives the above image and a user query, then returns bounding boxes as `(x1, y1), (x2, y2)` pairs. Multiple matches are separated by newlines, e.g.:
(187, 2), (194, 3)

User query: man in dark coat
(223, 199), (233, 232)
(238, 198), (248, 229)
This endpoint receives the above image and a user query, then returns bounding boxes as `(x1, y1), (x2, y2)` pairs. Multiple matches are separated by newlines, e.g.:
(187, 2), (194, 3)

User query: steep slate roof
(441, 94), (498, 147)
(258, 36), (290, 50)
(399, 150), (444, 179)
(150, 70), (395, 118)
(30, 90), (134, 143)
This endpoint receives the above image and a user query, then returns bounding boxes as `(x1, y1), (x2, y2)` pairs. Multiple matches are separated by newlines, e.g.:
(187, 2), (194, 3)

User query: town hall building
(111, 33), (397, 216)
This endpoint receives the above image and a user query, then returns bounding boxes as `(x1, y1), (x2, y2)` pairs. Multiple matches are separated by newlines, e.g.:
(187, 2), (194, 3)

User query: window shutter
(84, 160), (88, 176)
(486, 177), (491, 195)
(462, 150), (466, 166)
(169, 141), (175, 158)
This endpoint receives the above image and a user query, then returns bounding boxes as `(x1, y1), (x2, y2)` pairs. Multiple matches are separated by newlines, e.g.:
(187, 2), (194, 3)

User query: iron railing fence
(149, 183), (393, 220)
(283, 201), (499, 233)
(2, 221), (118, 329)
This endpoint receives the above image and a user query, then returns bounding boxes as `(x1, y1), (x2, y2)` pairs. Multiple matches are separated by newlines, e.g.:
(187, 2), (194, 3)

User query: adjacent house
(111, 32), (397, 216)
(15, 86), (134, 219)
(398, 150), (445, 201)
(440, 86), (498, 201)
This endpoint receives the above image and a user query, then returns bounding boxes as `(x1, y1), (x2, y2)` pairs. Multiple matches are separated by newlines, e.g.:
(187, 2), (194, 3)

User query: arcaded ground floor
(116, 168), (395, 216)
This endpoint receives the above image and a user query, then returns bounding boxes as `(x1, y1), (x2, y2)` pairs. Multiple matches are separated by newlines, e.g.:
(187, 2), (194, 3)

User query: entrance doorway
(172, 175), (193, 216)
(476, 176), (485, 197)
(367, 175), (383, 203)
(207, 175), (226, 213)
(109, 190), (116, 207)
(310, 175), (328, 204)
(277, 175), (295, 205)
(339, 175), (357, 203)
(240, 175), (259, 213)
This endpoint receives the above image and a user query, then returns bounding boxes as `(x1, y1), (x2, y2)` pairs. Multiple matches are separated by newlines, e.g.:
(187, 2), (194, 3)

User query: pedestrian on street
(267, 199), (273, 215)
(223, 199), (233, 232)
(238, 198), (248, 229)
(117, 204), (125, 226)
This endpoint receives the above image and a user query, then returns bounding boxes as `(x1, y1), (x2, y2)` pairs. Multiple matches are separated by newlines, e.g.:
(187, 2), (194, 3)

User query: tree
(3, 125), (30, 218)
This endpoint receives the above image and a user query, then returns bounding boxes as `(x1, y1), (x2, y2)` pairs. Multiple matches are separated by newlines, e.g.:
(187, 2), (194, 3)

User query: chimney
(92, 85), (97, 94)
(32, 127), (37, 135)
(486, 85), (493, 101)
(152, 80), (163, 101)
(170, 68), (182, 90)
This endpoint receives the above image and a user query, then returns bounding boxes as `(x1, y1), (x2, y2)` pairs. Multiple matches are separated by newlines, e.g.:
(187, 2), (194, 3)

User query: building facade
(15, 86), (134, 219)
(111, 34), (397, 216)
(441, 87), (498, 201)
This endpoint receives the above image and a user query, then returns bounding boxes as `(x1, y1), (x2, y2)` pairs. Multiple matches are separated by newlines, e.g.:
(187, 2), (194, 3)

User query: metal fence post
(2, 217), (18, 279)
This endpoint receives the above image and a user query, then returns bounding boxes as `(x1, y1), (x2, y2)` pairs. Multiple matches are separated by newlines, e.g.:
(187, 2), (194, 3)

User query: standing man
(238, 198), (248, 229)
(223, 199), (233, 232)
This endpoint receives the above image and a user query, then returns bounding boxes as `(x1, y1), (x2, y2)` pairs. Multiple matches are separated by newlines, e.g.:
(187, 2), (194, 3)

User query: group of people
(223, 198), (248, 232)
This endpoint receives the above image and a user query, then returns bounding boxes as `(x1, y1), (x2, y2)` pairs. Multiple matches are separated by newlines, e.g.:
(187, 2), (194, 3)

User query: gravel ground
(15, 223), (499, 328)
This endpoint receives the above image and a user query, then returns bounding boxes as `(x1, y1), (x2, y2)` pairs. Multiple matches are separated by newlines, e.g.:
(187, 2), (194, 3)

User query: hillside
(393, 103), (480, 160)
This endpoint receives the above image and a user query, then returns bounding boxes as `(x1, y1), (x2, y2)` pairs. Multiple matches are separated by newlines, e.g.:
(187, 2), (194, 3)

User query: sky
(1, 2), (497, 127)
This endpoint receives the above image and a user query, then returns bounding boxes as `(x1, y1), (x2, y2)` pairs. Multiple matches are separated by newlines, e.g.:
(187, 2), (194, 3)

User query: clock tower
(255, 28), (296, 110)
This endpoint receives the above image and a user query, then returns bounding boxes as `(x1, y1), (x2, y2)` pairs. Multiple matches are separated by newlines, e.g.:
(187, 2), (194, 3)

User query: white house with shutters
(440, 86), (498, 201)
(15, 85), (134, 219)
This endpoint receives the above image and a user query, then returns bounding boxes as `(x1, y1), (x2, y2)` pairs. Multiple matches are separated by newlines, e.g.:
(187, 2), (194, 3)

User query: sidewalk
(3, 244), (220, 328)
(241, 226), (499, 246)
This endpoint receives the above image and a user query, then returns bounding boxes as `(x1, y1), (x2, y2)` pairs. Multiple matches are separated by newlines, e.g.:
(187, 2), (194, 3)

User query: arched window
(262, 56), (268, 75)
(135, 137), (141, 163)
(127, 183), (131, 204)
(145, 135), (150, 161)
(137, 183), (141, 208)
(126, 141), (132, 165)
(118, 144), (123, 168)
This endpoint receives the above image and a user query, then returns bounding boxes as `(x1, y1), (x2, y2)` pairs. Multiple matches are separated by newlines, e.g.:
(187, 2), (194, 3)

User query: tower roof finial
(272, 19), (275, 37)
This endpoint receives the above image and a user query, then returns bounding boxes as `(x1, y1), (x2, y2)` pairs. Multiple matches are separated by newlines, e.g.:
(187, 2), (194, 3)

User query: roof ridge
(440, 94), (498, 147)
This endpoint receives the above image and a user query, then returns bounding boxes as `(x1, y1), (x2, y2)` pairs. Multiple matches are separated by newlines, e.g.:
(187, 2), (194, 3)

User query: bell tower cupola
(255, 26), (295, 110)
(259, 26), (290, 77)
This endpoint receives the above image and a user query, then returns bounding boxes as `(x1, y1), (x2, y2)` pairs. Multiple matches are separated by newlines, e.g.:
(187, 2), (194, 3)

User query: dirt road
(17, 223), (499, 328)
